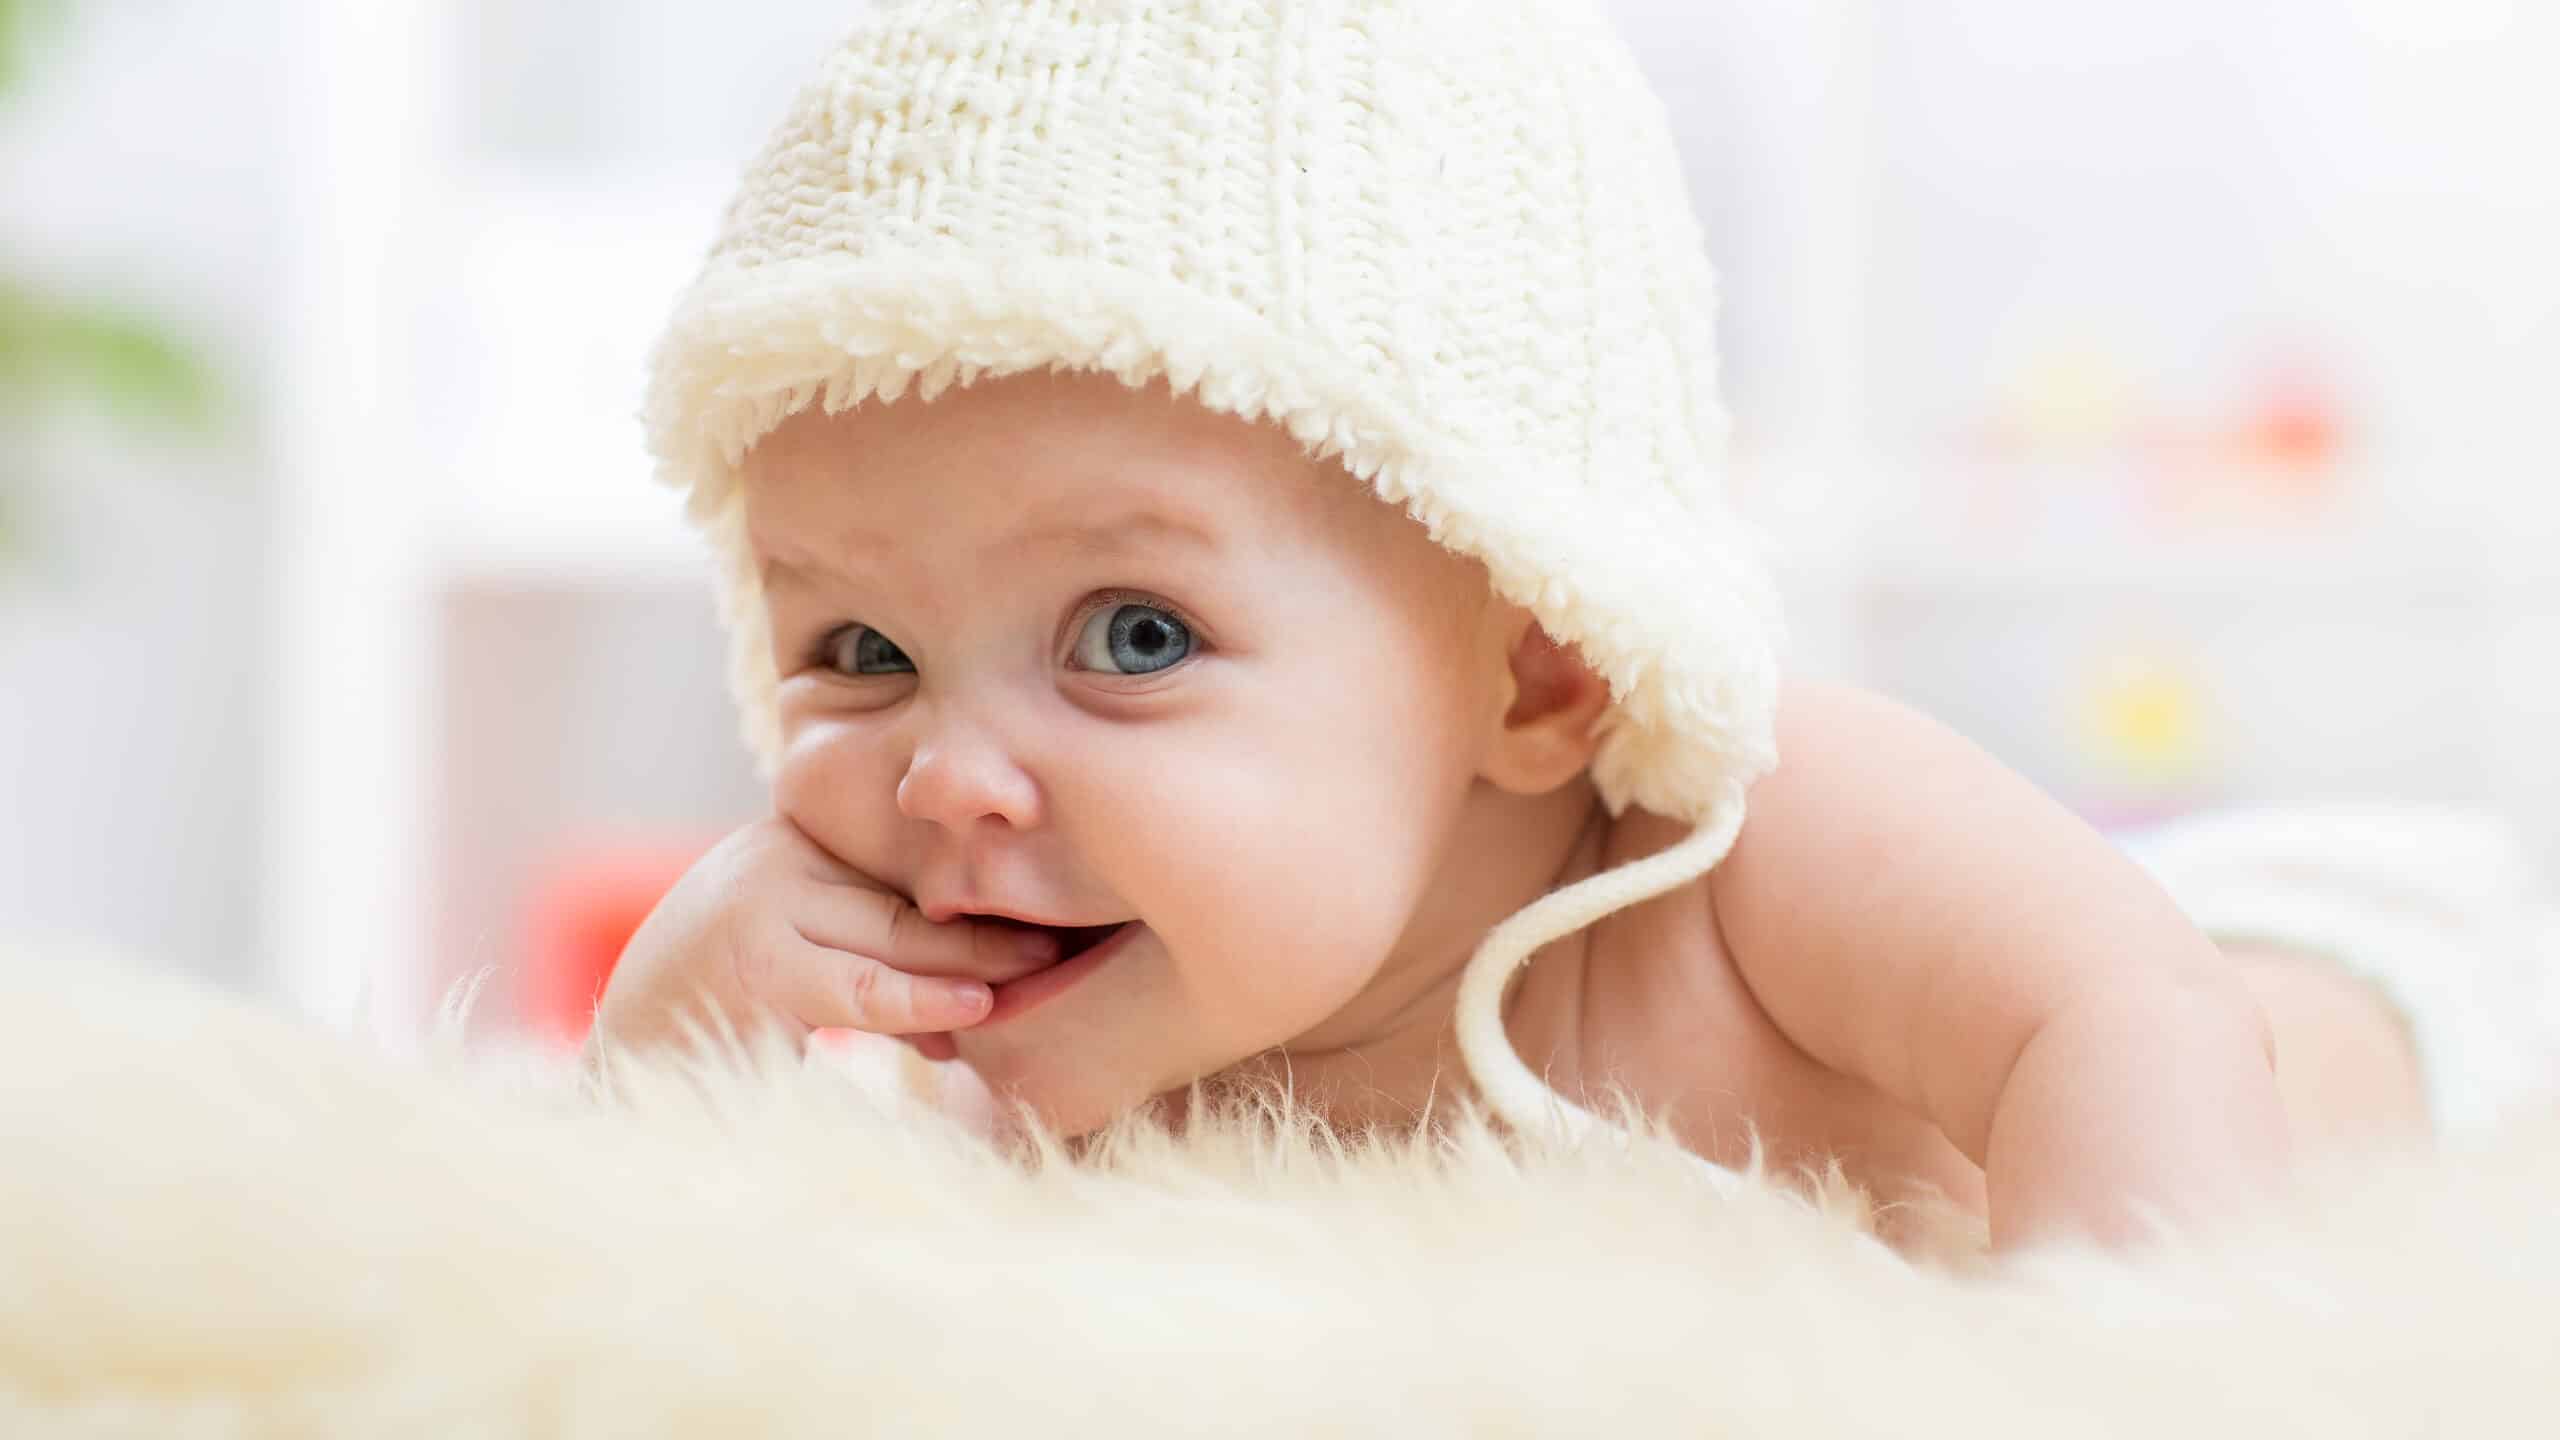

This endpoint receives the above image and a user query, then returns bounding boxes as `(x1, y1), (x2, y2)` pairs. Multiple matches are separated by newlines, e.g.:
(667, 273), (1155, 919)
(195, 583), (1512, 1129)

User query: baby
(595, 0), (2449, 1252)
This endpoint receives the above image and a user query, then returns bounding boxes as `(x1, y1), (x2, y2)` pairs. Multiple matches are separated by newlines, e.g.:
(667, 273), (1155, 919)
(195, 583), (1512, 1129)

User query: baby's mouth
(971, 916), (1130, 963)
(1047, 922), (1128, 961)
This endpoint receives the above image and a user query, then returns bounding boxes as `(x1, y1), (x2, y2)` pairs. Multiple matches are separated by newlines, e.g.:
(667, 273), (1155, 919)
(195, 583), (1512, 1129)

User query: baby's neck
(1218, 776), (1612, 1131)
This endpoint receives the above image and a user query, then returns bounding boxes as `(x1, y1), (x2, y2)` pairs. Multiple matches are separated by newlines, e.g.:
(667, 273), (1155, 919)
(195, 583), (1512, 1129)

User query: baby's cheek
(771, 720), (906, 868)
(1088, 685), (1455, 1030)
(771, 722), (855, 822)
(1202, 800), (1426, 1006)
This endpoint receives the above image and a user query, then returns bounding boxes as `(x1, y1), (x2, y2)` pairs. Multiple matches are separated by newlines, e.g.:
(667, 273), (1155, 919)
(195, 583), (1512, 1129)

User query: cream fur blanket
(3, 956), (2555, 1436)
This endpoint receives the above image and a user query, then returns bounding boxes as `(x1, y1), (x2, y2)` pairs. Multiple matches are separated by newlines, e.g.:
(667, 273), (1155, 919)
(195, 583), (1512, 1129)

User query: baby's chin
(941, 927), (1387, 1140)
(946, 1026), (1184, 1141)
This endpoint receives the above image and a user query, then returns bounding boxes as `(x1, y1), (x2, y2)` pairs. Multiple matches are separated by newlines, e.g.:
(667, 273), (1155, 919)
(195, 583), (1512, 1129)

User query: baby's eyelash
(1074, 589), (1201, 634)
(803, 622), (881, 671)
(1067, 590), (1208, 656)
(795, 595), (1206, 676)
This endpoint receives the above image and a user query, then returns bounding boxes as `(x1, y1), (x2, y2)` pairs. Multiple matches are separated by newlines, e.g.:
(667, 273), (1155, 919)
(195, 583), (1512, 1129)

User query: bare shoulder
(1709, 676), (2054, 935)
(1705, 676), (2241, 1149)
(1735, 678), (1965, 845)
(1569, 798), (1981, 1193)
(1564, 676), (2010, 1066)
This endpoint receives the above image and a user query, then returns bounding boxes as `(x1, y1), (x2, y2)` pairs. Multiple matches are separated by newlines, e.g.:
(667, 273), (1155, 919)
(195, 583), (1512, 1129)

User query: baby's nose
(895, 730), (1043, 832)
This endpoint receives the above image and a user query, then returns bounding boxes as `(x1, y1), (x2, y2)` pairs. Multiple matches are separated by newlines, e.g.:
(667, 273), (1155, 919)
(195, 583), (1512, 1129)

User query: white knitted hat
(643, 0), (1786, 1147)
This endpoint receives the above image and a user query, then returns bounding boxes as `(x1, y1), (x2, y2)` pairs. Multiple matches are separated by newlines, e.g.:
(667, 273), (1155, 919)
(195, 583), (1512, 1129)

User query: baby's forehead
(744, 371), (1494, 646)
(746, 371), (1391, 545)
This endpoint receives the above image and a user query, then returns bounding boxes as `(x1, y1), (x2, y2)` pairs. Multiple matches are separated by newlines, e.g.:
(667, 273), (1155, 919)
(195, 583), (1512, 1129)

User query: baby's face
(743, 371), (1504, 1134)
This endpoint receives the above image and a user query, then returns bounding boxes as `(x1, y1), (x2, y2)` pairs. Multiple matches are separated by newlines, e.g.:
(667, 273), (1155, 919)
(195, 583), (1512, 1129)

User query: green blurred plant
(1, 0), (224, 567)
(0, 0), (57, 97)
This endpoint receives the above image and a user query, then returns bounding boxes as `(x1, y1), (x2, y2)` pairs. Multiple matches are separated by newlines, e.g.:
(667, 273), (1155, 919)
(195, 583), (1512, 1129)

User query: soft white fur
(5, 954), (2555, 1435)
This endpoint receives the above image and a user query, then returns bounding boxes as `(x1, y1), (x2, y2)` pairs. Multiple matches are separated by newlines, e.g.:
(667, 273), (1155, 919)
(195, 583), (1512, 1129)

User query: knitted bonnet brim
(647, 250), (1781, 827)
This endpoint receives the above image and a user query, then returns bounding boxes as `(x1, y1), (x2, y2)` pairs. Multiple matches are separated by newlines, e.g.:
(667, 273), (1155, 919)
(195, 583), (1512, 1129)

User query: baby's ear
(1480, 609), (1611, 797)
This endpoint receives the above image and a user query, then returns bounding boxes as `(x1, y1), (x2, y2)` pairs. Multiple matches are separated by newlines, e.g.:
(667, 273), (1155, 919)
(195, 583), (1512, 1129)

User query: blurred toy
(2066, 641), (2220, 828)
(2147, 356), (2349, 533)
(1959, 338), (2144, 541)
(518, 839), (713, 1048)
(2244, 365), (2345, 473)
(1954, 334), (2353, 545)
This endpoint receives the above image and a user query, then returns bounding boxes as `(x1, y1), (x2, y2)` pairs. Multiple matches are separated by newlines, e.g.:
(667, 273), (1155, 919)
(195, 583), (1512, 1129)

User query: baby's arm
(1706, 682), (2289, 1251)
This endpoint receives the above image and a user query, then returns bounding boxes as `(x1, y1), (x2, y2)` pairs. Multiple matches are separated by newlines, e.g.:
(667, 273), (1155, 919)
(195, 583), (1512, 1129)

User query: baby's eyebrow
(754, 509), (1220, 594)
(757, 551), (817, 594)
(1010, 509), (1223, 557)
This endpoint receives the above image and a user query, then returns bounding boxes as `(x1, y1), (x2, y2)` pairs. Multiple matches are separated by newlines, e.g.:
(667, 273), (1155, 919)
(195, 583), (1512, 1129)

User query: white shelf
(1785, 531), (2527, 595)
(1743, 452), (2548, 597)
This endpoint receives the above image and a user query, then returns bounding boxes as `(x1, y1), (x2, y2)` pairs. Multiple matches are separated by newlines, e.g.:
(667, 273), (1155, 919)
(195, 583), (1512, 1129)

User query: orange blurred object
(518, 840), (715, 1047)
(2248, 372), (2344, 471)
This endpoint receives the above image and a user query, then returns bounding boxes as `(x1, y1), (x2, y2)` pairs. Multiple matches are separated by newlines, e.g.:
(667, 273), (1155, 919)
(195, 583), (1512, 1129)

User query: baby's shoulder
(1570, 805), (1979, 1193)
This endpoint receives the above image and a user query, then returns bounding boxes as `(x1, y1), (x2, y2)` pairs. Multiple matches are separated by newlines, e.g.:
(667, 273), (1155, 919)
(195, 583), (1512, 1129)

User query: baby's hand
(584, 816), (1059, 1063)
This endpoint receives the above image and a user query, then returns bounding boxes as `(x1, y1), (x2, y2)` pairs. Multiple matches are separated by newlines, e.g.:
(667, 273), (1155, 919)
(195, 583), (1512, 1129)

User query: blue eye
(824, 625), (913, 676)
(1073, 603), (1192, 675)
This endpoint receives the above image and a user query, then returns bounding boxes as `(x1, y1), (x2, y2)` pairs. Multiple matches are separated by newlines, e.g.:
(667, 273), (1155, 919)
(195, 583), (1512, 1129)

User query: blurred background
(2, 0), (2553, 1045)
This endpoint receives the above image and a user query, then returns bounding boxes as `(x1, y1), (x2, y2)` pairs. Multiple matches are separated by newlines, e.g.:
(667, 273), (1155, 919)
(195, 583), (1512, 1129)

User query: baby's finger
(764, 941), (994, 1036)
(793, 885), (1058, 983)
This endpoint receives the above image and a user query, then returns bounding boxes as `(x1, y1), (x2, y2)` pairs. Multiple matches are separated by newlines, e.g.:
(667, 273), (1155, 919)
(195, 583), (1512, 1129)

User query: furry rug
(3, 954), (2555, 1437)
